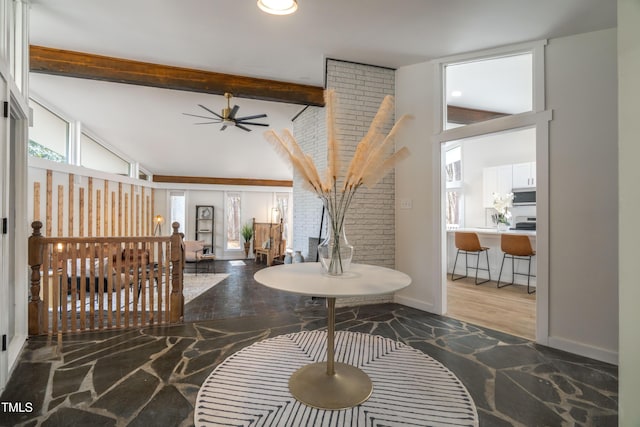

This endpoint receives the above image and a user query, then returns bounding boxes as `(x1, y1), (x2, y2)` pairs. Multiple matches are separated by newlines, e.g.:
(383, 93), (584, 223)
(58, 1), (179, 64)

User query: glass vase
(318, 206), (354, 276)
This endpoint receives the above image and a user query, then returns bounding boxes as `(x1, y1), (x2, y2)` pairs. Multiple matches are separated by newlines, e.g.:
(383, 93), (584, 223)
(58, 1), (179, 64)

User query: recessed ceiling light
(257, 0), (298, 15)
(451, 90), (462, 97)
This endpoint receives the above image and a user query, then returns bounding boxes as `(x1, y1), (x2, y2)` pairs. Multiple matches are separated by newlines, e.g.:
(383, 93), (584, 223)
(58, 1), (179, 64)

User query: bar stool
(451, 232), (491, 285)
(497, 234), (536, 294)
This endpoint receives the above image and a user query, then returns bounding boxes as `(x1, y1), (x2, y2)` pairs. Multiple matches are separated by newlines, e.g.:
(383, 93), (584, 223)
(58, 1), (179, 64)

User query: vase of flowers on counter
(264, 90), (412, 275)
(492, 192), (514, 231)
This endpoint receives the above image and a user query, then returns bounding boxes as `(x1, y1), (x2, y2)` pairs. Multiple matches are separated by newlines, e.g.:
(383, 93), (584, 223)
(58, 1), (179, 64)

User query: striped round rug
(195, 330), (478, 426)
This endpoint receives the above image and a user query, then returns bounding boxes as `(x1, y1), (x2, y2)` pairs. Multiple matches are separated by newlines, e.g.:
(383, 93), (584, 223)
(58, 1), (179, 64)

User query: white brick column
(292, 59), (396, 277)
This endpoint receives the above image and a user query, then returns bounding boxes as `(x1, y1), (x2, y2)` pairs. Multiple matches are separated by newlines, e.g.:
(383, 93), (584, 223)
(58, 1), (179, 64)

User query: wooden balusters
(27, 222), (185, 336)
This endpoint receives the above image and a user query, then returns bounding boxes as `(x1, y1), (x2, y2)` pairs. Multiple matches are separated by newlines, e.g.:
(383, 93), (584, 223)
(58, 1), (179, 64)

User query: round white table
(254, 262), (411, 410)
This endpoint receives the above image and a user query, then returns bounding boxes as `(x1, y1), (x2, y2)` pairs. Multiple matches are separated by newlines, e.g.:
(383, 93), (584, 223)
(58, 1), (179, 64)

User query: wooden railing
(28, 221), (185, 335)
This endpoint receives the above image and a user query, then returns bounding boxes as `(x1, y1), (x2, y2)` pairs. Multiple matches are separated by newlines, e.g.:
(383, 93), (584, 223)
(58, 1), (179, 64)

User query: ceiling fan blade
(236, 121), (269, 127)
(220, 124), (227, 131)
(194, 121), (220, 125)
(235, 113), (267, 121)
(198, 104), (224, 119)
(229, 105), (239, 119)
(235, 123), (252, 132)
(183, 112), (218, 120)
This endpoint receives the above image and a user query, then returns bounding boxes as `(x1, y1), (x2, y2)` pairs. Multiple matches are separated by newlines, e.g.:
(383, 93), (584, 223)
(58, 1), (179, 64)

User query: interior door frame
(3, 92), (29, 381)
(433, 111), (552, 345)
(431, 39), (551, 345)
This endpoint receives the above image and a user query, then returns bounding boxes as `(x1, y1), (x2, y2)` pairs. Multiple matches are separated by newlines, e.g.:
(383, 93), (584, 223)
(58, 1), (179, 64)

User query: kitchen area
(445, 127), (537, 289)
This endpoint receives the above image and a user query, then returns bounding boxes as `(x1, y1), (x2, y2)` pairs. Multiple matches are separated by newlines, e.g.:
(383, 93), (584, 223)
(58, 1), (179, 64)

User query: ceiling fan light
(257, 0), (298, 15)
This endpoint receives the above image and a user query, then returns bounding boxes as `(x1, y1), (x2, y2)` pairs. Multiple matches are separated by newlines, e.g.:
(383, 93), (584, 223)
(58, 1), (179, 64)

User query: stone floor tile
(92, 369), (159, 420)
(475, 344), (546, 369)
(92, 338), (168, 395)
(501, 370), (561, 404)
(42, 407), (116, 427)
(495, 371), (566, 426)
(51, 365), (91, 398)
(150, 338), (196, 382)
(128, 386), (192, 427)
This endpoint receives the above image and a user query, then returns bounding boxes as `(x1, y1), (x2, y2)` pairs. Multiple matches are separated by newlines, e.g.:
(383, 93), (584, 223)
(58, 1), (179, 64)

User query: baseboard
(336, 294), (393, 308)
(547, 336), (618, 365)
(394, 294), (436, 313)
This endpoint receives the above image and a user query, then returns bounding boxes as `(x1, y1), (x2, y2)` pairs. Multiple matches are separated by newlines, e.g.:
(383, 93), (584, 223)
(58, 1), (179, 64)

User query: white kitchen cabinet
(513, 162), (536, 188)
(483, 165), (513, 207)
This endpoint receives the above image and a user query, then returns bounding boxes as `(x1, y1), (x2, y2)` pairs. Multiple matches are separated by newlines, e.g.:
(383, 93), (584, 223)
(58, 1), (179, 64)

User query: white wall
(394, 61), (440, 312)
(395, 28), (619, 363)
(545, 28), (618, 362)
(618, 0), (640, 424)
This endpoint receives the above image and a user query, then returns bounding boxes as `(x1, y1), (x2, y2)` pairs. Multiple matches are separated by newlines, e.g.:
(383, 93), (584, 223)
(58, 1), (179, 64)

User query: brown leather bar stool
(497, 234), (536, 294)
(451, 232), (491, 285)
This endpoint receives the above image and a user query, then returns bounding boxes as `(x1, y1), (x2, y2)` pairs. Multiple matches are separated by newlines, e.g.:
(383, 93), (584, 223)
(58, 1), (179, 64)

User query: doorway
(1, 94), (29, 391)
(442, 127), (537, 339)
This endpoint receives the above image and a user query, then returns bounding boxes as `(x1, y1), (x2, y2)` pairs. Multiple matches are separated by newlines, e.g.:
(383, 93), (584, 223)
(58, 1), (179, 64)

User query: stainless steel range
(512, 216), (536, 231)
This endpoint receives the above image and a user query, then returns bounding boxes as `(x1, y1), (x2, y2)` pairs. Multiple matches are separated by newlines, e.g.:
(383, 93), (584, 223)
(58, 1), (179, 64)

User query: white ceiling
(28, 0), (616, 180)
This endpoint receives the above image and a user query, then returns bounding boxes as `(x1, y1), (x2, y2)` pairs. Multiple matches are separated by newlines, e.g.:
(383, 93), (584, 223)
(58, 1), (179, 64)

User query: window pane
(446, 191), (462, 228)
(226, 193), (241, 250)
(445, 146), (462, 186)
(28, 100), (68, 162)
(0, 2), (7, 61)
(11, 1), (24, 92)
(276, 193), (290, 247)
(170, 192), (185, 234)
(81, 133), (130, 176)
(445, 53), (532, 129)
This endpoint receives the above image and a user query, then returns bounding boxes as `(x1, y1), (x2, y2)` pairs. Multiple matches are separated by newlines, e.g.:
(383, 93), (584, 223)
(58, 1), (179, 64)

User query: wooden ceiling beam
(447, 105), (508, 125)
(29, 45), (325, 107)
(152, 175), (292, 187)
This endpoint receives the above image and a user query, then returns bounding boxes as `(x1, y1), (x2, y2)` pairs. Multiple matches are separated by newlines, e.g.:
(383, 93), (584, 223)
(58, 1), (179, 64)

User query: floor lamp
(153, 215), (164, 236)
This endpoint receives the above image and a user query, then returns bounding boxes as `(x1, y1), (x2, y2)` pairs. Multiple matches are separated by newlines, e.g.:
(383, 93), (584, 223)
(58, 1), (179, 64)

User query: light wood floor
(446, 276), (536, 340)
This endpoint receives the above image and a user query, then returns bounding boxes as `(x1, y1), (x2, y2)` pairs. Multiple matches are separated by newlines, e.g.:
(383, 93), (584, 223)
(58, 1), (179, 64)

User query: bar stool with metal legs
(497, 234), (536, 294)
(451, 232), (491, 285)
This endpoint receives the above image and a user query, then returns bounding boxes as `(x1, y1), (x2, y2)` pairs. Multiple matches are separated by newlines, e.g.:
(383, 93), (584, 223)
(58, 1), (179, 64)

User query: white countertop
(254, 262), (411, 298)
(446, 227), (536, 237)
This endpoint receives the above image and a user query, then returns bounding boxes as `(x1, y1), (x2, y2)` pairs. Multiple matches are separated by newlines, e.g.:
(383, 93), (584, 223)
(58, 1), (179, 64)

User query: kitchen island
(446, 228), (536, 287)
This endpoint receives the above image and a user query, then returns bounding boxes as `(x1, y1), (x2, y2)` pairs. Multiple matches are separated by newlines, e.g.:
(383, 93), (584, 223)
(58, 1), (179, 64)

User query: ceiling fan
(183, 92), (269, 132)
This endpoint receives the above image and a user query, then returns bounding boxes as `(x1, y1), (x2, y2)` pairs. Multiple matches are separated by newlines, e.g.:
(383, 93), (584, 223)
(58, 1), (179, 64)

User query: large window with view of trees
(445, 145), (463, 228)
(27, 98), (147, 180)
(225, 192), (241, 250)
(28, 100), (68, 162)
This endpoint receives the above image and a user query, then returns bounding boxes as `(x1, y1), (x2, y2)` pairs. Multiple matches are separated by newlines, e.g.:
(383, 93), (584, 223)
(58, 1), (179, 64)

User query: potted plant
(241, 224), (253, 259)
(491, 192), (514, 231)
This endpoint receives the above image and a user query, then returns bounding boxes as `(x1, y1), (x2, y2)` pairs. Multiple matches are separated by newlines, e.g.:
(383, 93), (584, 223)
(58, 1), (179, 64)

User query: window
(10, 0), (26, 93)
(28, 98), (142, 179)
(276, 192), (291, 247)
(226, 192), (241, 250)
(28, 100), (69, 162)
(444, 53), (533, 130)
(445, 145), (463, 228)
(169, 191), (185, 234)
(80, 133), (130, 176)
(0, 1), (7, 61)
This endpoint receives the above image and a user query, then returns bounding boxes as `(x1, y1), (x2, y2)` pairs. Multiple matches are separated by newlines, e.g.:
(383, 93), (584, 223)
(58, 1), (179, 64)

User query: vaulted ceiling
(28, 0), (616, 182)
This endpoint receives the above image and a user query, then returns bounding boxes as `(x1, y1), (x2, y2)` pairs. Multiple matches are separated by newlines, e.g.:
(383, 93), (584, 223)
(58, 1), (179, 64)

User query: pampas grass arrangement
(264, 90), (412, 274)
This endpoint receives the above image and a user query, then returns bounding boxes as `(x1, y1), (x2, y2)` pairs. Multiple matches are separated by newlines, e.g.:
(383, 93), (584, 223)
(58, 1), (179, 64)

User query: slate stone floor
(1, 261), (618, 427)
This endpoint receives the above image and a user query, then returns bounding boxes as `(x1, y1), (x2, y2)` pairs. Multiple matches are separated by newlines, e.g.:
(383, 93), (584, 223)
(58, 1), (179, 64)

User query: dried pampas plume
(264, 89), (412, 202)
